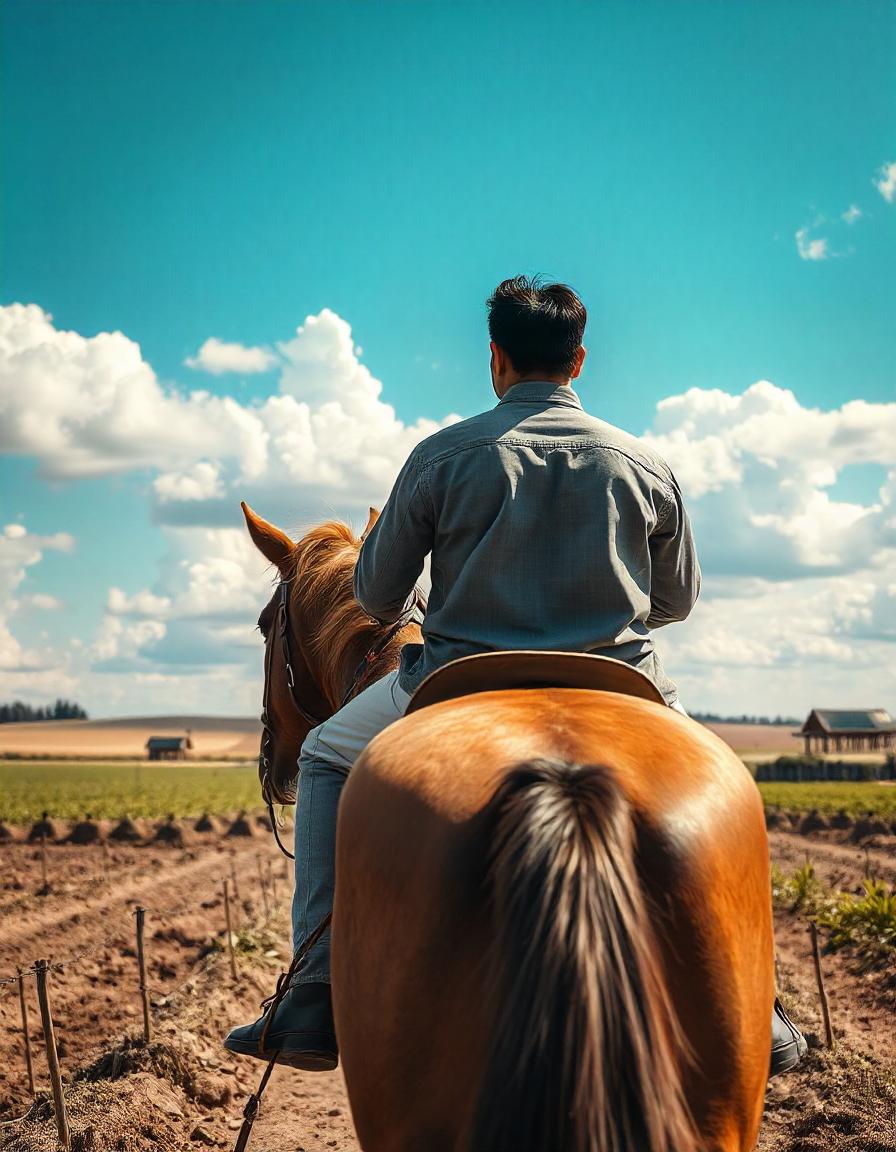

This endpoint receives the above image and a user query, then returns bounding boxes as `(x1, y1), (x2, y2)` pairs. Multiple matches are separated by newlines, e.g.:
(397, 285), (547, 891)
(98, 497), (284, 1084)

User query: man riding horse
(225, 275), (805, 1081)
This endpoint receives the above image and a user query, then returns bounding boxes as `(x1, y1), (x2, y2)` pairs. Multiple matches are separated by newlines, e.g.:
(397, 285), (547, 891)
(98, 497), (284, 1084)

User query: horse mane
(284, 520), (395, 706)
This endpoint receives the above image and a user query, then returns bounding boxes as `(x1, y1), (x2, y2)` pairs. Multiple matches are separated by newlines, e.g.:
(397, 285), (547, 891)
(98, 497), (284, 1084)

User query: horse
(242, 501), (773, 1152)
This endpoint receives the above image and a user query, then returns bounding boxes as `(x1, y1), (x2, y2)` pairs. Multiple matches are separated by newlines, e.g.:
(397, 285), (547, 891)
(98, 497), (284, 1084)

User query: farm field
(0, 827), (892, 1150)
(759, 781), (896, 819)
(0, 716), (261, 760)
(0, 760), (262, 824)
(0, 713), (804, 760)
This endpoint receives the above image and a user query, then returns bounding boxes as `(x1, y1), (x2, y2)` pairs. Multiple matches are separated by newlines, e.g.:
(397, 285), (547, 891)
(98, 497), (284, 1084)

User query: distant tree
(0, 699), (88, 723)
(690, 711), (801, 726)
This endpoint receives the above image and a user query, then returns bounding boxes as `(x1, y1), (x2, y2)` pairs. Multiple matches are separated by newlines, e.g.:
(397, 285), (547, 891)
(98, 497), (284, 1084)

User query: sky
(1, 0), (894, 719)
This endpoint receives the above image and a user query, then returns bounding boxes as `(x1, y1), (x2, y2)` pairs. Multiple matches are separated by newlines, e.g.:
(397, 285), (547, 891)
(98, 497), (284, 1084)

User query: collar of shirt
(496, 380), (584, 409)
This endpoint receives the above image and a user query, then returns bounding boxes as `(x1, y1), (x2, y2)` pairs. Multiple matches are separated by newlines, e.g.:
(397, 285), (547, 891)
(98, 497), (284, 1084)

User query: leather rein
(258, 579), (421, 859)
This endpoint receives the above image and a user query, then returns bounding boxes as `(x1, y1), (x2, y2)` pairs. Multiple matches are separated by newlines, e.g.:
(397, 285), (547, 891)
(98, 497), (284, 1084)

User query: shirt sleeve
(353, 449), (433, 623)
(645, 476), (701, 629)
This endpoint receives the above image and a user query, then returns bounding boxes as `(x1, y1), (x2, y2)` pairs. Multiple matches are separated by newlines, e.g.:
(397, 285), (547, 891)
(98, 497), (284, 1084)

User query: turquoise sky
(1, 1), (894, 716)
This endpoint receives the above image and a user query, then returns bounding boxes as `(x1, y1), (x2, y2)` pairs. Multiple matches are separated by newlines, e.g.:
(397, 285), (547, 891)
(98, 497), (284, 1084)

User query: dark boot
(770, 998), (807, 1077)
(223, 981), (337, 1071)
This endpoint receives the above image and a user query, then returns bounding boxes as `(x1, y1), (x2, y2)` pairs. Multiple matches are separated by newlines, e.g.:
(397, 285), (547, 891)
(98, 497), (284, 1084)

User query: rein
(258, 578), (422, 859)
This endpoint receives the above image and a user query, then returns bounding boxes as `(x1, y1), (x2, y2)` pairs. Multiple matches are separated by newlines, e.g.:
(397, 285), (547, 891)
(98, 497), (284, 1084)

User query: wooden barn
(146, 735), (193, 761)
(795, 709), (896, 755)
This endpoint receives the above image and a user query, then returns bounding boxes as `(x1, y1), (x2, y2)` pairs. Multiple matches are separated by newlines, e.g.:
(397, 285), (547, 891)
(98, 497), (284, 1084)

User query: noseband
(259, 579), (422, 859)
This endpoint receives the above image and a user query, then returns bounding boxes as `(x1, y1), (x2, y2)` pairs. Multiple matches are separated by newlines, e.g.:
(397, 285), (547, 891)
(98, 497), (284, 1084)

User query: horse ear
(362, 507), (379, 539)
(240, 501), (293, 573)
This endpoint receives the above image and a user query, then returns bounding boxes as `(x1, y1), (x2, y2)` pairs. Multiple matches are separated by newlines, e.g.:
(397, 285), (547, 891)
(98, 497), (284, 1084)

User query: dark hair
(486, 275), (587, 378)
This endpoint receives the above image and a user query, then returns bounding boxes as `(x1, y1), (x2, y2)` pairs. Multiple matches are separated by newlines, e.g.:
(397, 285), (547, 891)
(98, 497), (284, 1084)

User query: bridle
(258, 578), (423, 859)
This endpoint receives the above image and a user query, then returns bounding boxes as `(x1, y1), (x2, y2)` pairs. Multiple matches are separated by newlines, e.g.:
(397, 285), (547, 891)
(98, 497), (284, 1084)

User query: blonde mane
(285, 520), (399, 705)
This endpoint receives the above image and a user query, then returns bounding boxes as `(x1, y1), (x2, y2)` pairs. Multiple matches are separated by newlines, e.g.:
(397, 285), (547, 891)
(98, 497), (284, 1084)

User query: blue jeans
(291, 671), (410, 983)
(291, 675), (688, 983)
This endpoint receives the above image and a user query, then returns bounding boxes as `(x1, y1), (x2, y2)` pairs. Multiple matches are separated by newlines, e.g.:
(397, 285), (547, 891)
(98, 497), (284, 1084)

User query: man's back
(355, 379), (700, 705)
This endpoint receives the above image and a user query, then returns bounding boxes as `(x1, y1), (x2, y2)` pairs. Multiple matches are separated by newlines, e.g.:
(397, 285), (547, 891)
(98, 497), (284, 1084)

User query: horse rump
(468, 758), (700, 1152)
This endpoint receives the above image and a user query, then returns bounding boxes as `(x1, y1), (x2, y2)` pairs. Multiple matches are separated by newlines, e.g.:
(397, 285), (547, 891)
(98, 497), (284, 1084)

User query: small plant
(816, 880), (896, 967)
(771, 861), (824, 913)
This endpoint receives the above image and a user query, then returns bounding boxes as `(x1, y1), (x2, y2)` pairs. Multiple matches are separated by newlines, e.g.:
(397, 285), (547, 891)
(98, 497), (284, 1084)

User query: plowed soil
(0, 827), (892, 1150)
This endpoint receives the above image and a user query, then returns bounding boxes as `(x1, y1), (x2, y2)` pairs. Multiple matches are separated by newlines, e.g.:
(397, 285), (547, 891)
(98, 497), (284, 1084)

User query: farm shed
(146, 735), (193, 761)
(795, 709), (895, 755)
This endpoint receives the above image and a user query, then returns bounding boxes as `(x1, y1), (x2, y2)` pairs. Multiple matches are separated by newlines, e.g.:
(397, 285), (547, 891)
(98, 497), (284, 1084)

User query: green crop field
(3, 762), (894, 826)
(758, 781), (896, 819)
(0, 760), (267, 824)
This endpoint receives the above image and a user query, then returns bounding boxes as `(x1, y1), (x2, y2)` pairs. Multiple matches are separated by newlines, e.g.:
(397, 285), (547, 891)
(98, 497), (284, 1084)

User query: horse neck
(296, 582), (419, 710)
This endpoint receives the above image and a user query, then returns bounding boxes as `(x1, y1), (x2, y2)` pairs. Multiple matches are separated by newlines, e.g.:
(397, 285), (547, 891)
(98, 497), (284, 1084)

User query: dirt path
(0, 829), (893, 1150)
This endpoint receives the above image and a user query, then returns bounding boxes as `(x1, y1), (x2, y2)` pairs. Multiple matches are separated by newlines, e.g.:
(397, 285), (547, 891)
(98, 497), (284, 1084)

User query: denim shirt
(354, 380), (700, 704)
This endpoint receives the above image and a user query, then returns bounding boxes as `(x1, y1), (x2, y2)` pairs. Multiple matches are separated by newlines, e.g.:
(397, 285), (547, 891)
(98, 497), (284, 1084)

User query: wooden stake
(256, 854), (270, 919)
(34, 959), (70, 1150)
(135, 908), (152, 1044)
(809, 921), (834, 1049)
(39, 835), (49, 895)
(17, 968), (35, 1095)
(223, 879), (238, 981)
(228, 851), (241, 904)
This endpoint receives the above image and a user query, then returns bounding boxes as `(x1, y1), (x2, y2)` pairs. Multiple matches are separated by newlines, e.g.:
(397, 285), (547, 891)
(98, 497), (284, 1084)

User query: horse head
(241, 500), (416, 806)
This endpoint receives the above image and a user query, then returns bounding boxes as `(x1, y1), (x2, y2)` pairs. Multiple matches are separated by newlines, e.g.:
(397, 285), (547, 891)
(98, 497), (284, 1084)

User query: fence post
(17, 968), (35, 1095)
(135, 908), (152, 1044)
(228, 851), (241, 906)
(809, 921), (835, 1049)
(223, 879), (238, 981)
(256, 854), (270, 920)
(34, 959), (71, 1151)
(39, 834), (49, 895)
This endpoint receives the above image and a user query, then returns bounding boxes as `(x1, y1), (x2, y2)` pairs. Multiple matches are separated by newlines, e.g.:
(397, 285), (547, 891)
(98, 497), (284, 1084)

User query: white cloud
(185, 337), (277, 375)
(0, 304), (267, 480)
(153, 461), (223, 503)
(842, 204), (862, 225)
(107, 587), (172, 617)
(0, 304), (455, 527)
(25, 593), (63, 611)
(643, 381), (896, 579)
(661, 563), (896, 715)
(795, 226), (829, 261)
(874, 161), (896, 203)
(2, 301), (894, 717)
(0, 524), (75, 674)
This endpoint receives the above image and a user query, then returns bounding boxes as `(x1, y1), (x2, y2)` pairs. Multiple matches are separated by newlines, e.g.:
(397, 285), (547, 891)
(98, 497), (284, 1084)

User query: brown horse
(243, 503), (773, 1152)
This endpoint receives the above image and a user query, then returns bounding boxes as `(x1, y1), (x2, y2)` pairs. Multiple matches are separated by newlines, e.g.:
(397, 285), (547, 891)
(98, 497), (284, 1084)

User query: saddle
(405, 650), (665, 715)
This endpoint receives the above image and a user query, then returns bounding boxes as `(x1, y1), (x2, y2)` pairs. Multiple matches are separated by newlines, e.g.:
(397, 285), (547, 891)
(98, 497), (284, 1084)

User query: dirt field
(0, 822), (893, 1151)
(0, 714), (808, 763)
(0, 717), (261, 760)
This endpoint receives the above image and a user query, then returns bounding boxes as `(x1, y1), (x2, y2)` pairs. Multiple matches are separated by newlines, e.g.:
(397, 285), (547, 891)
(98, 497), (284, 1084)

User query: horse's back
(333, 689), (772, 1152)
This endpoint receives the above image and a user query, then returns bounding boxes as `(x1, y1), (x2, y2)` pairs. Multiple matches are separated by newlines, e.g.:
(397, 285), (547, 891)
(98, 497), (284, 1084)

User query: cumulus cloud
(153, 461), (223, 504)
(107, 587), (172, 617)
(795, 225), (829, 261)
(3, 300), (894, 716)
(0, 304), (267, 480)
(660, 560), (896, 714)
(0, 523), (74, 674)
(842, 204), (862, 225)
(875, 161), (896, 203)
(0, 304), (454, 526)
(643, 380), (896, 578)
(185, 337), (277, 375)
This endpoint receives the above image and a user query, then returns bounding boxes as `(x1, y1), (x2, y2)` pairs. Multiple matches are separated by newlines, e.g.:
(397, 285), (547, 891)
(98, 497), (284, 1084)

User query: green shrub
(816, 880), (896, 966)
(771, 861), (824, 913)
